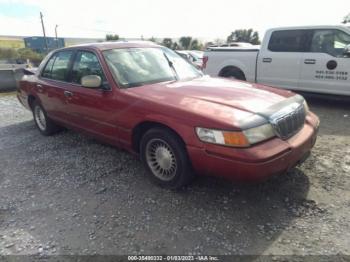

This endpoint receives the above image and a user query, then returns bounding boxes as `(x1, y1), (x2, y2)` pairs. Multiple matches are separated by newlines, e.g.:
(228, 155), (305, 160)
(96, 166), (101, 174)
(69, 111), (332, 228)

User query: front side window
(47, 51), (73, 81)
(103, 47), (202, 88)
(71, 51), (106, 85)
(310, 29), (350, 57)
(268, 30), (311, 52)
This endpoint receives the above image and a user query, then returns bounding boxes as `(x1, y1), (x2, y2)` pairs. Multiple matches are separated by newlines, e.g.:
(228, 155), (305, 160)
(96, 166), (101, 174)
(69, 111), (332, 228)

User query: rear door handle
(262, 58), (272, 63)
(304, 59), (316, 64)
(64, 90), (73, 97)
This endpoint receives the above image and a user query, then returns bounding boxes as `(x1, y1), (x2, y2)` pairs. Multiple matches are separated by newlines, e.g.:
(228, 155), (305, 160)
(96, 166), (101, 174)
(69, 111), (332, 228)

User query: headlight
(196, 125), (275, 148)
(303, 100), (310, 113)
(243, 124), (275, 144)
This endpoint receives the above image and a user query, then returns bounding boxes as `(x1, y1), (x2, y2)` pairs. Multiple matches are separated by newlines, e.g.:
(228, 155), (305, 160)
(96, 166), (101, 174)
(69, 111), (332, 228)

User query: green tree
(190, 39), (204, 50)
(162, 38), (173, 48)
(343, 13), (350, 23)
(148, 37), (157, 43)
(0, 48), (44, 64)
(227, 29), (261, 45)
(179, 37), (203, 50)
(172, 42), (179, 50)
(0, 48), (18, 60)
(179, 37), (192, 50)
(106, 34), (120, 41)
(17, 48), (45, 64)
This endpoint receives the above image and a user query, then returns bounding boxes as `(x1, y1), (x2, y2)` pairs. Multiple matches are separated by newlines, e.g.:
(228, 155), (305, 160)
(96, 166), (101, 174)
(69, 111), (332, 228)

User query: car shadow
(0, 120), (314, 256)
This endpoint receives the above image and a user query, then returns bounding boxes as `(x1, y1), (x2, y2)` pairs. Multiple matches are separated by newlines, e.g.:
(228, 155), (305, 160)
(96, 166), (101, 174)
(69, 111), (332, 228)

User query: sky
(0, 0), (349, 41)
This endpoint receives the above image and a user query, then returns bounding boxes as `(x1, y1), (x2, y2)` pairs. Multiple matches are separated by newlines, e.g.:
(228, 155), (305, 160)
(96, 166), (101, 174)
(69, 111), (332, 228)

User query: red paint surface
(17, 42), (319, 181)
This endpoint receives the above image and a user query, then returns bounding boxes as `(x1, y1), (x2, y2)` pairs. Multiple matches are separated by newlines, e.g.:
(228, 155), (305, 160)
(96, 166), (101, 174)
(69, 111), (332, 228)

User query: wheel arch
(27, 94), (37, 110)
(217, 59), (249, 80)
(131, 120), (186, 154)
(219, 65), (246, 80)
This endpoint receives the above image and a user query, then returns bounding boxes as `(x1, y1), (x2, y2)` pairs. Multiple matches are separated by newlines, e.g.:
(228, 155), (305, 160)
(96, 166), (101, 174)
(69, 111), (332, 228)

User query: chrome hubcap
(34, 105), (46, 131)
(145, 138), (177, 181)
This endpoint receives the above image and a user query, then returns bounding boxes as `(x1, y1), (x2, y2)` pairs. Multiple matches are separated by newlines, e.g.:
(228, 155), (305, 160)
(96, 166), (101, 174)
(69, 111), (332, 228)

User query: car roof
(59, 40), (161, 52)
(266, 25), (350, 33)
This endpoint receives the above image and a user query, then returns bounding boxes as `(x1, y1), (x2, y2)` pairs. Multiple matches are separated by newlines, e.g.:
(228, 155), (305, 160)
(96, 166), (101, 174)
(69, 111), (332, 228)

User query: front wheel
(32, 101), (61, 136)
(140, 128), (195, 189)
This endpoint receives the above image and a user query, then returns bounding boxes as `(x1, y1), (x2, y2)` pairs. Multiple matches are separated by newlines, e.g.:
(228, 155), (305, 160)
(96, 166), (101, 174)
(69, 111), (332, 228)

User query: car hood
(128, 76), (297, 128)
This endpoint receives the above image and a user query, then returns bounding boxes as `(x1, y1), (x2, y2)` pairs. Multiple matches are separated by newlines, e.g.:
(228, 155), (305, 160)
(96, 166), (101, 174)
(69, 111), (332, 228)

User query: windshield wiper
(163, 52), (179, 81)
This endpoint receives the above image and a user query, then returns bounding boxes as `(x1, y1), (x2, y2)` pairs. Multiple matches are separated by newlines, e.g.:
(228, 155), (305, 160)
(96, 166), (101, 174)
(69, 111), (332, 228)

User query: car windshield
(103, 47), (202, 88)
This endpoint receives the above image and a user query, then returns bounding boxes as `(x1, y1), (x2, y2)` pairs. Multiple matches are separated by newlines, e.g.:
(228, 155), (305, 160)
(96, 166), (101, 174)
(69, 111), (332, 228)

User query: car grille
(270, 104), (306, 140)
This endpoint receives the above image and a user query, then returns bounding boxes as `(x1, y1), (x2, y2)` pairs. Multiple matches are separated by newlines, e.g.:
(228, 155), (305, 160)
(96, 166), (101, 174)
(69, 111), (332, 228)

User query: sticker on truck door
(315, 70), (348, 80)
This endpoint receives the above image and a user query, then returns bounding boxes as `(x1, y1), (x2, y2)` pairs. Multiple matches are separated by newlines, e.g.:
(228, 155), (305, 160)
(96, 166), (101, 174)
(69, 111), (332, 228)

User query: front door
(299, 28), (350, 95)
(63, 50), (120, 142)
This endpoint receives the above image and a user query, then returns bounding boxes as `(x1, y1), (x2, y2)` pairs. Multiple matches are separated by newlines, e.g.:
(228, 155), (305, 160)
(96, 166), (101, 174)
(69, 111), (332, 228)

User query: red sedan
(17, 41), (319, 188)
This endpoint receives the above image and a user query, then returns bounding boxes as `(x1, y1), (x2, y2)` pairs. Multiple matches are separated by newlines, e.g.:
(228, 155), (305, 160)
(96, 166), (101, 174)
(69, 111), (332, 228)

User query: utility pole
(40, 12), (48, 51)
(55, 24), (59, 48)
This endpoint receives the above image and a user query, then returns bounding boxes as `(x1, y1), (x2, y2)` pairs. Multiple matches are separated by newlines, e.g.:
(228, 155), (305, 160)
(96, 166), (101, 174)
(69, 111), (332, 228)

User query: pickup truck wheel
(220, 67), (246, 80)
(32, 101), (61, 136)
(140, 128), (194, 189)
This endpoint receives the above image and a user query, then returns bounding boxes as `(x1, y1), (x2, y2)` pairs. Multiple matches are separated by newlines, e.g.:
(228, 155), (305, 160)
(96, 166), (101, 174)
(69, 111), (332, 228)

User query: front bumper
(187, 113), (319, 181)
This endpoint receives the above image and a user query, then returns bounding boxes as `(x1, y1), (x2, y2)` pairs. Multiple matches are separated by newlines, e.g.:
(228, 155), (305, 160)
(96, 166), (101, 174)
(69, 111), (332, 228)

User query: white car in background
(203, 25), (350, 96)
(176, 50), (203, 69)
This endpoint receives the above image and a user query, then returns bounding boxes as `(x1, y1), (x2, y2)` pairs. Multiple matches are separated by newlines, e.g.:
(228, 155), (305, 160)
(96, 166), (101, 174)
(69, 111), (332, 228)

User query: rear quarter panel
(204, 50), (258, 81)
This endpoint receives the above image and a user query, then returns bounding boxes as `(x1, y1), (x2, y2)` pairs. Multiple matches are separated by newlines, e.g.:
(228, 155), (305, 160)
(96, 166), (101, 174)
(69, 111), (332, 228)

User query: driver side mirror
(81, 75), (102, 88)
(343, 44), (350, 57)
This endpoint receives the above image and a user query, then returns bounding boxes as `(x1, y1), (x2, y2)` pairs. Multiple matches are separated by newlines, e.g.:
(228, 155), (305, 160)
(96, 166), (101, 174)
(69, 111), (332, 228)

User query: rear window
(268, 30), (312, 52)
(42, 51), (73, 81)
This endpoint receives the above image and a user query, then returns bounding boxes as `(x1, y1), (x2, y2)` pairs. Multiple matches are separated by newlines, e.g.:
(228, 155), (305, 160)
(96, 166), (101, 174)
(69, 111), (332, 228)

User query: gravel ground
(0, 92), (349, 257)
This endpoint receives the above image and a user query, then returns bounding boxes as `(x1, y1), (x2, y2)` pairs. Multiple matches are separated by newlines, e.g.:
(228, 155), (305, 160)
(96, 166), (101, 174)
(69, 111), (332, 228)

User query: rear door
(63, 49), (119, 141)
(299, 28), (350, 95)
(257, 30), (310, 90)
(37, 50), (75, 122)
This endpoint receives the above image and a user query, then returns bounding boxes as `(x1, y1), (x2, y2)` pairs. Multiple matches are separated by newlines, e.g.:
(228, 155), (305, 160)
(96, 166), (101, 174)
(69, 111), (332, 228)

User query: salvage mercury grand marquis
(17, 41), (319, 188)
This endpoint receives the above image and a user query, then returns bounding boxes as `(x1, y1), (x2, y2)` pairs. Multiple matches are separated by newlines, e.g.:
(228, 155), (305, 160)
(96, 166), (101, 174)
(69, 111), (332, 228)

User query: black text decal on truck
(315, 70), (348, 81)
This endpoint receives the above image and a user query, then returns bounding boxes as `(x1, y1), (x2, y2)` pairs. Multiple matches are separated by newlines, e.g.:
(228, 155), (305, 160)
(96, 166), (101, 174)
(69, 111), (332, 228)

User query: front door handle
(304, 59), (316, 64)
(262, 58), (272, 63)
(64, 90), (73, 97)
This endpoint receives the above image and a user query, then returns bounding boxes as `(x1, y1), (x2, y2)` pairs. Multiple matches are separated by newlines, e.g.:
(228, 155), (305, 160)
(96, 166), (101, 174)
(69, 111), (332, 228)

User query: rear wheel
(220, 67), (246, 80)
(140, 128), (195, 189)
(32, 101), (61, 136)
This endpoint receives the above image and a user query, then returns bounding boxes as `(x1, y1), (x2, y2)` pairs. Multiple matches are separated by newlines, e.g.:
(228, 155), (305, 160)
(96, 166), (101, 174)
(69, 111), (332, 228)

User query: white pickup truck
(203, 25), (350, 96)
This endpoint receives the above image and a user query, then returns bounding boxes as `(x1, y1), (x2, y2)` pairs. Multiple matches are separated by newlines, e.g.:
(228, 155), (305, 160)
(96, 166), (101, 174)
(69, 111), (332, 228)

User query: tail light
(202, 56), (208, 69)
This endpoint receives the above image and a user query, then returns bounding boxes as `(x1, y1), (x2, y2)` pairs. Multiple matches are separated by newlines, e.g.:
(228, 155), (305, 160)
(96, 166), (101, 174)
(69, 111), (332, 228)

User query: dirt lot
(0, 92), (349, 257)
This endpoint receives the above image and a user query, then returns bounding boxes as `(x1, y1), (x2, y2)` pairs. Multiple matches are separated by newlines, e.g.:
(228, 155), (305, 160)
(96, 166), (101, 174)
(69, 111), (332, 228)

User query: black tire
(32, 101), (61, 136)
(140, 128), (195, 189)
(220, 67), (246, 80)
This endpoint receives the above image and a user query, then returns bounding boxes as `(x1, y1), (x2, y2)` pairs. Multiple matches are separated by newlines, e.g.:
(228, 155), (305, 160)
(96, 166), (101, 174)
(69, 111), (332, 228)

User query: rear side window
(310, 29), (350, 57)
(42, 51), (73, 81)
(71, 51), (106, 85)
(268, 30), (312, 52)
